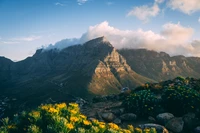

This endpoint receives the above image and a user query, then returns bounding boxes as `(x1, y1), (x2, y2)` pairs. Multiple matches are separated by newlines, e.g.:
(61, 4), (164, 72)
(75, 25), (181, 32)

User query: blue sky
(0, 0), (200, 61)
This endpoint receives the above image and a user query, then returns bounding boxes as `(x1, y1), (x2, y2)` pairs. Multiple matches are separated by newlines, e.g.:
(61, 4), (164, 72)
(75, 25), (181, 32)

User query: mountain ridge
(1, 37), (200, 111)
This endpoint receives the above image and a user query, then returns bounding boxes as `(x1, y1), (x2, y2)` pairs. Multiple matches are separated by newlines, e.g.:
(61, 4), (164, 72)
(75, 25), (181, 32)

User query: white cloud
(55, 2), (65, 6)
(77, 0), (88, 5)
(198, 17), (200, 23)
(127, 4), (160, 22)
(47, 21), (200, 57)
(161, 22), (194, 43)
(155, 0), (165, 4)
(13, 36), (41, 42)
(167, 0), (200, 14)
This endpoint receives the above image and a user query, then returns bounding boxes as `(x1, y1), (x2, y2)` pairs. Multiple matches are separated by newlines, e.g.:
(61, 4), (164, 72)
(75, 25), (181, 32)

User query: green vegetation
(0, 103), (157, 133)
(162, 87), (200, 116)
(122, 77), (200, 117)
(123, 90), (160, 117)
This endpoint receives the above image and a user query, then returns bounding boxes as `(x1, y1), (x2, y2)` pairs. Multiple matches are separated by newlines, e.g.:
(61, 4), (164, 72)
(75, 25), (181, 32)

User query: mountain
(1, 37), (200, 117)
(118, 49), (200, 81)
(0, 37), (153, 112)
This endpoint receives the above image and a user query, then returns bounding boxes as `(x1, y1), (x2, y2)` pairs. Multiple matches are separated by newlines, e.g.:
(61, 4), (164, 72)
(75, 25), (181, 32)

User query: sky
(0, 0), (200, 61)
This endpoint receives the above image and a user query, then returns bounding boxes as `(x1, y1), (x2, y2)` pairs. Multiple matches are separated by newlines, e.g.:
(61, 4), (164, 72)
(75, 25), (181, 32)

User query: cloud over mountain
(46, 21), (200, 57)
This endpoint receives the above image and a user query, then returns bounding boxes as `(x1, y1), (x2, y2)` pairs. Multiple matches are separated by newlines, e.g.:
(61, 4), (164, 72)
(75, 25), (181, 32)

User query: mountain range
(1, 37), (200, 106)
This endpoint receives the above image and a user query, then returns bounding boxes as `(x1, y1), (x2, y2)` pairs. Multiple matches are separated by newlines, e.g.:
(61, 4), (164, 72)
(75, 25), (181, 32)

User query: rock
(119, 108), (125, 114)
(194, 126), (200, 133)
(138, 123), (169, 133)
(165, 117), (184, 133)
(76, 98), (88, 107)
(101, 112), (115, 122)
(156, 113), (174, 125)
(112, 108), (125, 116)
(120, 113), (137, 121)
(148, 116), (156, 123)
(113, 118), (121, 124)
(112, 109), (121, 116)
(93, 96), (107, 103)
(183, 113), (199, 130)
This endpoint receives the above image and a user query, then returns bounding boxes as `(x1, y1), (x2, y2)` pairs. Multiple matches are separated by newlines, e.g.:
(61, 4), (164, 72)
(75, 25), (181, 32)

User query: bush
(0, 103), (157, 133)
(162, 87), (200, 116)
(123, 90), (160, 117)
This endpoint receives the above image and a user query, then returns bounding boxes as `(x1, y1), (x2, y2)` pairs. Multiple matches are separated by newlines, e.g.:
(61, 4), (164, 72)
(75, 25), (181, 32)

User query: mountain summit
(1, 37), (200, 110)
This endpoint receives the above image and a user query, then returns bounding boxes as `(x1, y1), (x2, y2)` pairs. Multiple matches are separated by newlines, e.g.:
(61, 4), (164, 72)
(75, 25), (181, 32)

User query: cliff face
(118, 49), (200, 81)
(89, 48), (153, 95)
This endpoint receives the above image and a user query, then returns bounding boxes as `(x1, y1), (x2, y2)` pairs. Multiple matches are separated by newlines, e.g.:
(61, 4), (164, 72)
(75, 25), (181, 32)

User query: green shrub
(0, 103), (157, 133)
(162, 87), (200, 116)
(123, 90), (160, 116)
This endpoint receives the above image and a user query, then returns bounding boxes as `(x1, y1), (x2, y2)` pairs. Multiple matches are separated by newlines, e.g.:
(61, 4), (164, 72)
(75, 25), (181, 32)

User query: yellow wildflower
(127, 125), (134, 131)
(135, 127), (142, 132)
(92, 119), (99, 125)
(66, 123), (74, 130)
(99, 123), (105, 129)
(48, 107), (58, 113)
(70, 117), (79, 123)
(56, 103), (66, 109)
(144, 128), (150, 133)
(41, 105), (49, 111)
(122, 129), (131, 133)
(79, 114), (87, 119)
(108, 123), (119, 130)
(70, 109), (77, 114)
(83, 120), (91, 126)
(69, 103), (79, 108)
(32, 111), (40, 118)
(99, 122), (105, 125)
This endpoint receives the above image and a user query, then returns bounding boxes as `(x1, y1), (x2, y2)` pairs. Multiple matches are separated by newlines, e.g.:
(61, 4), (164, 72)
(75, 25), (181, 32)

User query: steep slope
(0, 57), (14, 89)
(89, 48), (154, 95)
(0, 37), (153, 111)
(118, 49), (200, 81)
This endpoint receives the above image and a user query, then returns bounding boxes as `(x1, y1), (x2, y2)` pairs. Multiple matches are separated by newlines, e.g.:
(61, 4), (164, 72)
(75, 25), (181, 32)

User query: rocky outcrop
(119, 49), (200, 81)
(165, 117), (184, 133)
(194, 126), (200, 133)
(120, 113), (137, 121)
(156, 113), (174, 125)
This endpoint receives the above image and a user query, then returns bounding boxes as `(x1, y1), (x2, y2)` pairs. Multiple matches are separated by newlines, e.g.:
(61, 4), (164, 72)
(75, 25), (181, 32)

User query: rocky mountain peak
(83, 36), (113, 49)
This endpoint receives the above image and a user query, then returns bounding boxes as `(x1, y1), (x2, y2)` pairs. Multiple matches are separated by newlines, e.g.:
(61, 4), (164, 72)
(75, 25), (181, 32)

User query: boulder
(101, 112), (115, 122)
(194, 126), (200, 133)
(111, 109), (121, 116)
(156, 113), (174, 125)
(113, 118), (121, 124)
(120, 113), (137, 121)
(148, 116), (156, 123)
(112, 108), (125, 116)
(165, 117), (184, 133)
(183, 113), (199, 130)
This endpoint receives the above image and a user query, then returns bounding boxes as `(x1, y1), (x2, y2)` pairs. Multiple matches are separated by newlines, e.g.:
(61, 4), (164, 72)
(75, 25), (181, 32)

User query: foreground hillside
(1, 77), (200, 133)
